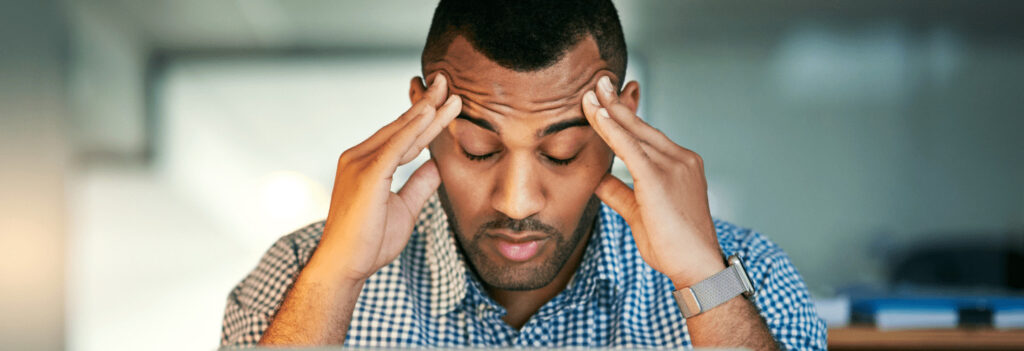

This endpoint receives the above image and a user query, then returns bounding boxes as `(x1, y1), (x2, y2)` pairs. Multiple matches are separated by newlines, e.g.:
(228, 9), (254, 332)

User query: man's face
(417, 35), (631, 291)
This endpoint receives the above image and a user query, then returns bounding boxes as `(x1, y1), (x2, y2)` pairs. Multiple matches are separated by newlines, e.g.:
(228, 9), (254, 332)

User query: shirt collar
(402, 193), (467, 317)
(593, 202), (626, 293)
(402, 194), (628, 317)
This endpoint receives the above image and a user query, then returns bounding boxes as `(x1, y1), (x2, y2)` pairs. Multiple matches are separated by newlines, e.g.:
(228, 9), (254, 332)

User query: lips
(495, 239), (542, 262)
(487, 231), (547, 262)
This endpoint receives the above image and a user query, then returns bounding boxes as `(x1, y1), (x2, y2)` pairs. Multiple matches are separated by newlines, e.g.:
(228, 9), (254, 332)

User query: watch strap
(692, 264), (748, 309)
(673, 255), (755, 318)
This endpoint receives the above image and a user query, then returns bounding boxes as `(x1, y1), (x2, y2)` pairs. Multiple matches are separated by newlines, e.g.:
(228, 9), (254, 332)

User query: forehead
(424, 35), (613, 117)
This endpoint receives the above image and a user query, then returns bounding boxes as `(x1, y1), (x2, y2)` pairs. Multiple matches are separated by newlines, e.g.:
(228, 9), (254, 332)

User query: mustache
(478, 215), (560, 237)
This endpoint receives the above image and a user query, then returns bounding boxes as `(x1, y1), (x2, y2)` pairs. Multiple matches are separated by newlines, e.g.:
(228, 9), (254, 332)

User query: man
(221, 1), (826, 349)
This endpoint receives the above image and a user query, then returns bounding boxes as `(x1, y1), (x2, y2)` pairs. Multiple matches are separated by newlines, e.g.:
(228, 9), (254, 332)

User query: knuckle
(338, 150), (354, 166)
(682, 150), (703, 167)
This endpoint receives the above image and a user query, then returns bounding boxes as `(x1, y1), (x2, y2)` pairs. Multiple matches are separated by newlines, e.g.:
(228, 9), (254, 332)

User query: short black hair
(422, 0), (627, 83)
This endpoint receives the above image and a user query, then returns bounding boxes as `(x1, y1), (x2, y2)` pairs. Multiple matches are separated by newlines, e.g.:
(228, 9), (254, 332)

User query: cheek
(544, 144), (613, 224)
(430, 133), (490, 229)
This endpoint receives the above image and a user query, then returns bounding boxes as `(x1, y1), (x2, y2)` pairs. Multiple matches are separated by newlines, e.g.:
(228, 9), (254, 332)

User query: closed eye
(463, 149), (497, 162)
(545, 154), (577, 166)
(462, 148), (576, 166)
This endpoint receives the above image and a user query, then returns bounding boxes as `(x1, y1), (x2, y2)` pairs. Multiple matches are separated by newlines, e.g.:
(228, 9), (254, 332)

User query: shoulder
(711, 219), (828, 350)
(713, 219), (784, 262)
(255, 220), (327, 285)
(221, 220), (328, 346)
(710, 219), (802, 292)
(277, 220), (327, 257)
(232, 221), (326, 312)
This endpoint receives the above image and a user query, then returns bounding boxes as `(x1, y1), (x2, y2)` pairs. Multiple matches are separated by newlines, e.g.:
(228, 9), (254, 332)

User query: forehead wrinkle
(525, 102), (576, 116)
(449, 80), (493, 99)
(523, 67), (612, 114)
(429, 65), (518, 113)
(458, 88), (515, 115)
(427, 36), (618, 124)
(459, 94), (507, 127)
(429, 64), (492, 99)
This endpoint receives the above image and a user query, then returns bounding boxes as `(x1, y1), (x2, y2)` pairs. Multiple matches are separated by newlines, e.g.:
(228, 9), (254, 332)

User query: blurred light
(256, 170), (328, 222)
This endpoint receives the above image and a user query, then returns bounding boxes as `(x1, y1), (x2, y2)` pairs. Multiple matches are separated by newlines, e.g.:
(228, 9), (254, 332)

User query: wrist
(303, 249), (371, 288)
(299, 261), (368, 295)
(669, 257), (727, 290)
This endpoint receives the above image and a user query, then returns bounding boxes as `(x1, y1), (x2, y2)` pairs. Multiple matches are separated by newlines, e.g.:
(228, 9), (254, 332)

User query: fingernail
(598, 108), (610, 119)
(432, 74), (446, 88)
(584, 91), (599, 107)
(598, 76), (614, 93)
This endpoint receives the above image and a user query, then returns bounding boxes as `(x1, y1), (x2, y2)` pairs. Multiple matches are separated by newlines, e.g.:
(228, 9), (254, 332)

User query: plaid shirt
(221, 193), (826, 349)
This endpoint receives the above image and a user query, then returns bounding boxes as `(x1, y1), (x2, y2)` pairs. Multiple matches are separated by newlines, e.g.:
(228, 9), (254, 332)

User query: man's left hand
(582, 76), (726, 289)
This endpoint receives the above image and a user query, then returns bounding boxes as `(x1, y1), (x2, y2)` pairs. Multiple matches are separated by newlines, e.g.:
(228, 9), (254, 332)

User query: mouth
(486, 231), (549, 262)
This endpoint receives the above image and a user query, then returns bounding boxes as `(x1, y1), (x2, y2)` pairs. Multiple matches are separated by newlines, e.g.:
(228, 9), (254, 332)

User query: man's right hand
(309, 74), (461, 284)
(259, 75), (460, 346)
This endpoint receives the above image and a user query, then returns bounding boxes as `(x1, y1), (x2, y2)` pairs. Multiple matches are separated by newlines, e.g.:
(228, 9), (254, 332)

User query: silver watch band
(673, 255), (755, 318)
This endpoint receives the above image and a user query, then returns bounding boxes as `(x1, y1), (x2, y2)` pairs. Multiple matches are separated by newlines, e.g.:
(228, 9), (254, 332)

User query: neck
(485, 223), (592, 330)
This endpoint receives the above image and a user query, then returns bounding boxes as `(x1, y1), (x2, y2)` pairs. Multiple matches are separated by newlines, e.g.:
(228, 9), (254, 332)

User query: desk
(828, 326), (1024, 350)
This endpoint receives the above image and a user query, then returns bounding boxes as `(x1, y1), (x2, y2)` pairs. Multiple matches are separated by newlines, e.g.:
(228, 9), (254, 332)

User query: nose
(491, 153), (545, 220)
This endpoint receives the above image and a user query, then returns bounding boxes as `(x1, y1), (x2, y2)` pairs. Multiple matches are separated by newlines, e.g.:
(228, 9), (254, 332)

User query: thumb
(397, 159), (442, 217)
(594, 173), (639, 222)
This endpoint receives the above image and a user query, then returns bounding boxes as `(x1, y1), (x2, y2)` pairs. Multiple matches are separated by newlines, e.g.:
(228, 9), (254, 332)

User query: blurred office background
(2, 0), (1023, 350)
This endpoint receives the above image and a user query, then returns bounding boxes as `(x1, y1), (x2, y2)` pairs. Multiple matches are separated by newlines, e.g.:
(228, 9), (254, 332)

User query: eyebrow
(456, 114), (590, 138)
(457, 114), (496, 133)
(540, 117), (589, 137)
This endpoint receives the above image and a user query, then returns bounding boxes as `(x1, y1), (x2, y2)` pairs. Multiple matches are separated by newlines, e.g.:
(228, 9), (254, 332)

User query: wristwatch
(672, 254), (756, 318)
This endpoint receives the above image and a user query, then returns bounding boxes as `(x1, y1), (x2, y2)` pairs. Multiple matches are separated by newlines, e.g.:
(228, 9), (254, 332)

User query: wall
(636, 17), (1024, 293)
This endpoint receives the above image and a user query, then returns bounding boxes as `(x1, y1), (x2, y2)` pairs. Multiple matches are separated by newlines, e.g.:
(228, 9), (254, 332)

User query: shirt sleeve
(716, 221), (828, 351)
(220, 222), (323, 348)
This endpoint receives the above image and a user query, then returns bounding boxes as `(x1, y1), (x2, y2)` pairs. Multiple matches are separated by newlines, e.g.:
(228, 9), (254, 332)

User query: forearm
(259, 261), (365, 346)
(686, 296), (779, 351)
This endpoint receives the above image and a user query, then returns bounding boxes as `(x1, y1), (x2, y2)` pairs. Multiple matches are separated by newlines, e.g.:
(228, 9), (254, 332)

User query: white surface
(995, 310), (1024, 329)
(812, 296), (851, 328)
(875, 309), (958, 330)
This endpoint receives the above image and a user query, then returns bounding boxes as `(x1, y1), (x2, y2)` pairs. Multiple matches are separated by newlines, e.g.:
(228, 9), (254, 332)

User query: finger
(638, 141), (675, 170)
(594, 173), (639, 222)
(348, 75), (449, 157)
(367, 105), (436, 174)
(583, 87), (674, 172)
(582, 90), (653, 176)
(396, 159), (442, 219)
(398, 94), (462, 164)
(421, 73), (450, 108)
(595, 76), (681, 157)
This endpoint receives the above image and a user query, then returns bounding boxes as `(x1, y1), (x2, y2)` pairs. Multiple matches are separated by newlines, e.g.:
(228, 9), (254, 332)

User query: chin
(471, 251), (561, 291)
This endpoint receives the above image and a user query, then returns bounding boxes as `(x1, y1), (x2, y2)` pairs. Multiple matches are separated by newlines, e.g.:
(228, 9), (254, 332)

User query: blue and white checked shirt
(222, 193), (826, 349)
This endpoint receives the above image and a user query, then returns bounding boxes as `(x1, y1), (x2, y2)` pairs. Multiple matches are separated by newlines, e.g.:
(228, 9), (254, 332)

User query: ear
(409, 76), (427, 105)
(618, 80), (641, 114)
